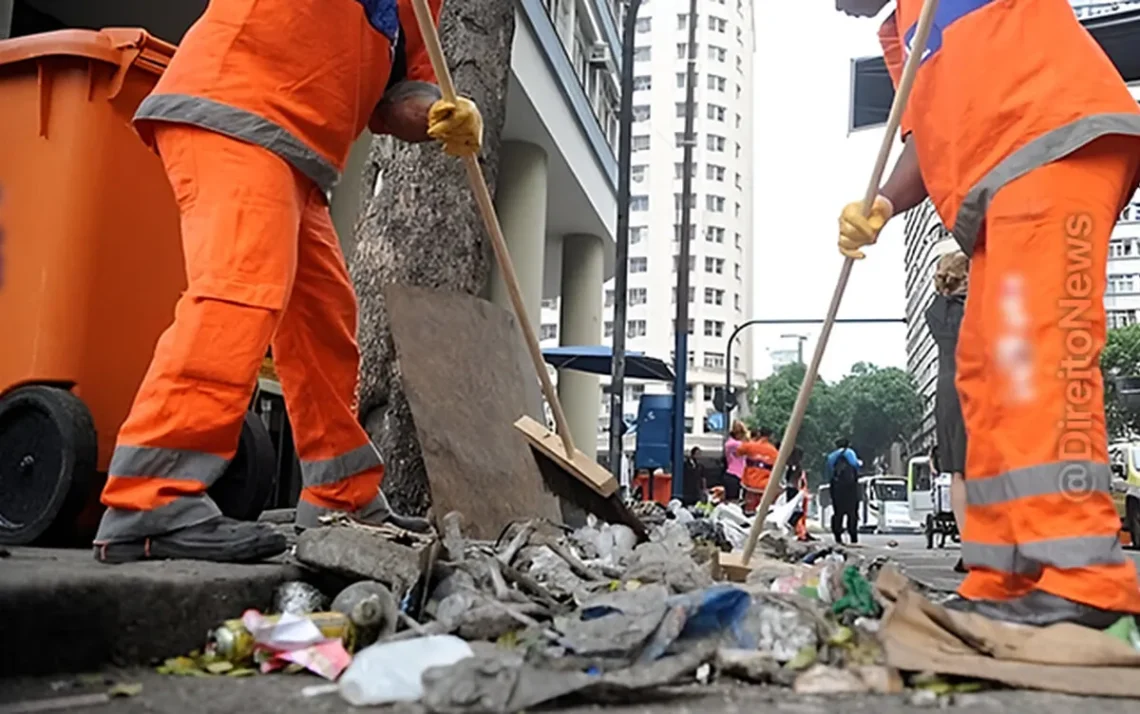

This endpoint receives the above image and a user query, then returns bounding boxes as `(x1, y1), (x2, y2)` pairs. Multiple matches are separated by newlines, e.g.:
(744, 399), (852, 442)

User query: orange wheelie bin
(0, 28), (276, 546)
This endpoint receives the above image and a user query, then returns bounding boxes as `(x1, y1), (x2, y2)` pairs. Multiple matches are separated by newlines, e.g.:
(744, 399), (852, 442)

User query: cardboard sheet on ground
(874, 567), (1140, 697)
(384, 285), (561, 540)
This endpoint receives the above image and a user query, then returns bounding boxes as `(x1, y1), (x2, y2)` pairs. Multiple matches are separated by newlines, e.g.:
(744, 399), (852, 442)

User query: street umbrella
(541, 345), (675, 382)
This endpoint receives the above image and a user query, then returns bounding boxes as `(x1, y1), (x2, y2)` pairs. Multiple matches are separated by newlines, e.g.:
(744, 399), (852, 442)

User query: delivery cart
(0, 28), (277, 546)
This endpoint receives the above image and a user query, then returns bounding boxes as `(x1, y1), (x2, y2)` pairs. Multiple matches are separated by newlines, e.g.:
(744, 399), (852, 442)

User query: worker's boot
(942, 590), (1129, 629)
(296, 489), (431, 533)
(94, 516), (287, 564)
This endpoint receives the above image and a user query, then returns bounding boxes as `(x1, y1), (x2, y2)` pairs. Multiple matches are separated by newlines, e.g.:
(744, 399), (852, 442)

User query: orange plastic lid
(0, 27), (176, 74)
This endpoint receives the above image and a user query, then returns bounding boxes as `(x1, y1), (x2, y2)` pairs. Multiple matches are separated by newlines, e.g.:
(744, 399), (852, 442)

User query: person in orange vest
(91, 0), (483, 564)
(837, 0), (1140, 627)
(739, 427), (778, 515)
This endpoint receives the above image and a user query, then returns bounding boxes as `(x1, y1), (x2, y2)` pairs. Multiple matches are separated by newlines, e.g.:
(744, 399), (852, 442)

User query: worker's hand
(837, 195), (894, 260)
(427, 96), (483, 158)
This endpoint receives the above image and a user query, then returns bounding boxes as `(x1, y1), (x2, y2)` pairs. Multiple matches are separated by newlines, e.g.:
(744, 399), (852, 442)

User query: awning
(542, 345), (675, 382)
(849, 8), (1140, 131)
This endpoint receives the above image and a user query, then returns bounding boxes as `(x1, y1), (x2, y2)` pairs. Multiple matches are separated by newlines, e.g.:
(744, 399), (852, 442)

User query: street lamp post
(720, 318), (906, 447)
(607, 0), (644, 482)
(670, 0), (699, 500)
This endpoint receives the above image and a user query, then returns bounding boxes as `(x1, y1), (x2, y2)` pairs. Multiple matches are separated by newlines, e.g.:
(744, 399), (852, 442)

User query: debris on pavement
(273, 581), (328, 615)
(339, 635), (474, 706)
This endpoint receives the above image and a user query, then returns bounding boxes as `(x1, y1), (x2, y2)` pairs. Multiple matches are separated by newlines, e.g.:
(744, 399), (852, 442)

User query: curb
(0, 548), (303, 675)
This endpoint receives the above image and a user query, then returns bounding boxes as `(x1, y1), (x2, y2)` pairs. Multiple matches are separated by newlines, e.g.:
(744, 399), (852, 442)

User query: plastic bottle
(338, 635), (473, 706)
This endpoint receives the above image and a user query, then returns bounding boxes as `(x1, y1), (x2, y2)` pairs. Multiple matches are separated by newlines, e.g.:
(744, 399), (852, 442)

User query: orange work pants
(956, 136), (1140, 612)
(95, 126), (384, 543)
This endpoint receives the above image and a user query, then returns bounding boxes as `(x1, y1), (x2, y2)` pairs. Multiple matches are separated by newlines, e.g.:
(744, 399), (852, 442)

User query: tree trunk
(348, 1), (516, 516)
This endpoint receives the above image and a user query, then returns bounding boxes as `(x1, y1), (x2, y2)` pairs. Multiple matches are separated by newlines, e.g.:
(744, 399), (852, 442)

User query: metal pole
(609, 0), (643, 483)
(720, 318), (906, 450)
(671, 0), (699, 500)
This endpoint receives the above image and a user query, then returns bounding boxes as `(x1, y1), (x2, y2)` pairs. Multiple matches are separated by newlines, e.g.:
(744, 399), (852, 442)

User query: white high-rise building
(902, 82), (1140, 451)
(577, 0), (757, 462)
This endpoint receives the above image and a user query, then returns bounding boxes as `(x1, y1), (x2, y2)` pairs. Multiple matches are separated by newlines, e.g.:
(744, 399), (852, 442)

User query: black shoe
(941, 590), (1126, 629)
(94, 517), (287, 564)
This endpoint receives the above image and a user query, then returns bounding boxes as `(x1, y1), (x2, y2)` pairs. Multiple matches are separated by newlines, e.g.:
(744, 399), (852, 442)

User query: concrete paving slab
(0, 548), (303, 676)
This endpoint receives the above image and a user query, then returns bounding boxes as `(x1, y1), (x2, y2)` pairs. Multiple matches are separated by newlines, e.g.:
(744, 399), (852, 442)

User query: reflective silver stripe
(134, 94), (341, 194)
(965, 461), (1112, 508)
(295, 492), (389, 528)
(962, 534), (1126, 575)
(300, 444), (384, 487)
(952, 113), (1140, 256)
(93, 496), (221, 544)
(110, 445), (228, 483)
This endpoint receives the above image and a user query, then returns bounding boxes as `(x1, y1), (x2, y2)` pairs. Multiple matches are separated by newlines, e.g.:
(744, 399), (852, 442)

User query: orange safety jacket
(133, 0), (442, 196)
(879, 0), (1140, 257)
(739, 438), (778, 492)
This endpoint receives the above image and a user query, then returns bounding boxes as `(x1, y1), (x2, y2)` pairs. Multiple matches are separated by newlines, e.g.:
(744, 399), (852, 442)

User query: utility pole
(670, 0), (699, 499)
(608, 0), (643, 482)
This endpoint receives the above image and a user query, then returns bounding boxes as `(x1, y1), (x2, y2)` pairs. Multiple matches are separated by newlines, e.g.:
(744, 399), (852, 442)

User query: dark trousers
(831, 488), (859, 544)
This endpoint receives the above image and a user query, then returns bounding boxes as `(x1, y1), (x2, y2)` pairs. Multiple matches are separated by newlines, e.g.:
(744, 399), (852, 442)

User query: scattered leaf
(206, 661), (235, 674)
(227, 668), (258, 678)
(785, 646), (818, 671)
(108, 683), (143, 698)
(827, 626), (854, 646)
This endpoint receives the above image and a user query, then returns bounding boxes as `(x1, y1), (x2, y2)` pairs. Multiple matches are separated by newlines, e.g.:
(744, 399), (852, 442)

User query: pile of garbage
(161, 504), (936, 710)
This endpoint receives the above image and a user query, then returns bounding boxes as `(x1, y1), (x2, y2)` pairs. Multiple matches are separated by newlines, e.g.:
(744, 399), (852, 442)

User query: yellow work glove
(427, 96), (483, 158)
(837, 195), (894, 260)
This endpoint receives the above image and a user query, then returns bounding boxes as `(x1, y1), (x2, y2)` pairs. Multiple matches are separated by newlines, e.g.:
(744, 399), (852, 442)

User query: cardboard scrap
(874, 566), (1140, 697)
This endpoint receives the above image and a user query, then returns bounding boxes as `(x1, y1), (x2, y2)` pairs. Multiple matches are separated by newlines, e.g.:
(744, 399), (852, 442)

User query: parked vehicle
(819, 475), (919, 534)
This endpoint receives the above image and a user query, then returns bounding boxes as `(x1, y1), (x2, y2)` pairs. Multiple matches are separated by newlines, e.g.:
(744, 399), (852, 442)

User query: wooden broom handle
(408, 0), (577, 457)
(740, 0), (941, 563)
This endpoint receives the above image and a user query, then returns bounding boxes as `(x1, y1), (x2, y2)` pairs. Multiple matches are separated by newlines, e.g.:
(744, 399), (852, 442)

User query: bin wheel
(209, 412), (277, 522)
(0, 386), (97, 546)
(925, 514), (934, 550)
(1126, 496), (1140, 551)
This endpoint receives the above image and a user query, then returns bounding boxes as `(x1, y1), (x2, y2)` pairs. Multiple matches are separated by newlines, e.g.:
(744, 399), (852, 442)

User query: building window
(634, 46), (651, 61)
(633, 75), (652, 91)
(632, 135), (650, 151)
(673, 255), (696, 272)
(674, 162), (694, 179)
(704, 320), (724, 337)
(604, 321), (613, 337)
(706, 104), (726, 121)
(734, 354), (741, 370)
(735, 114), (742, 129)
(706, 195), (726, 212)
(737, 26), (743, 43)
(631, 165), (647, 183)
(704, 352), (726, 369)
(734, 202), (741, 217)
(542, 298), (557, 310)
(734, 293), (741, 311)
(636, 16), (651, 32)
(676, 42), (697, 58)
(707, 135), (726, 152)
(684, 416), (695, 434)
(632, 105), (650, 122)
(1110, 239), (1135, 258)
(708, 45), (727, 62)
(735, 172), (742, 189)
(705, 257), (725, 274)
(672, 286), (695, 303)
(630, 195), (649, 211)
(707, 164), (725, 182)
(630, 257), (648, 273)
(627, 319), (647, 338)
(604, 289), (615, 307)
(736, 83), (742, 99)
(674, 193), (696, 210)
(685, 384), (694, 401)
(676, 102), (699, 118)
(540, 323), (558, 340)
(629, 287), (648, 305)
(734, 262), (741, 279)
(707, 74), (727, 91)
(735, 232), (741, 248)
(706, 226), (725, 243)
(705, 287), (724, 305)
(630, 226), (647, 243)
(673, 223), (696, 241)
(736, 55), (743, 71)
(703, 385), (716, 401)
(708, 16), (727, 32)
(735, 142), (741, 158)
(675, 132), (695, 147)
(677, 13), (688, 29)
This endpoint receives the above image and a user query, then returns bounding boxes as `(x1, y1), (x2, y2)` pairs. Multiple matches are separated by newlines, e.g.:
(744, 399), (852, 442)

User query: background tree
(348, 3), (516, 515)
(746, 361), (921, 486)
(1103, 324), (1140, 439)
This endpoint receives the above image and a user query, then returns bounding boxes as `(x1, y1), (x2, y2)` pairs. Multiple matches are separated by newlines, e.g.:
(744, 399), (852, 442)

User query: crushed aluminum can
(208, 611), (356, 664)
(273, 581), (328, 616)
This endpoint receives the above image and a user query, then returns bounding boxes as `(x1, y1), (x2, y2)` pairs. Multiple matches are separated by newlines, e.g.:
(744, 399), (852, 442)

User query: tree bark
(348, 1), (515, 515)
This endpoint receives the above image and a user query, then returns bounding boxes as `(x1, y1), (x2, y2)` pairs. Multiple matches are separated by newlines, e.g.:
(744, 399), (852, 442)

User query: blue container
(634, 394), (673, 471)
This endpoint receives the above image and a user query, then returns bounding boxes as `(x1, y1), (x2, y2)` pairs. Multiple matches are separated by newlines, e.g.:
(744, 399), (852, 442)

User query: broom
(718, 0), (941, 580)
(406, 0), (647, 539)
